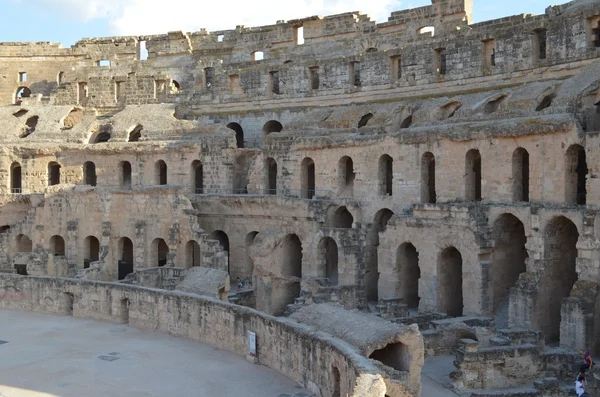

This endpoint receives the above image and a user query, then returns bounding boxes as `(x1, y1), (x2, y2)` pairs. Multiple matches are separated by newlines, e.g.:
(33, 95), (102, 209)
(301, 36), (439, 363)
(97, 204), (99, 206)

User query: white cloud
(19, 0), (423, 36)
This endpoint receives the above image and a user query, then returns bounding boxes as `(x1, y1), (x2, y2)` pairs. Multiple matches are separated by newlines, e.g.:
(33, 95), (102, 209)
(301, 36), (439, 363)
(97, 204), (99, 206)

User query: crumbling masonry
(2, 0), (600, 396)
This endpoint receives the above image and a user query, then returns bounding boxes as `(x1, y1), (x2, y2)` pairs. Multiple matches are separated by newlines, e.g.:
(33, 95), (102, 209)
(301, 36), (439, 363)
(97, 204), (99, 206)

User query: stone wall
(0, 274), (393, 397)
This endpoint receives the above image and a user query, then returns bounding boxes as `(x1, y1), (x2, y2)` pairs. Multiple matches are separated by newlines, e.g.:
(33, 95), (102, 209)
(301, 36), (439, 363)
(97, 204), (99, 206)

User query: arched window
(15, 87), (31, 104)
(227, 122), (244, 149)
(48, 162), (61, 186)
(153, 239), (169, 267)
(378, 154), (393, 196)
(465, 149), (482, 201)
(318, 237), (338, 285)
(396, 243), (420, 308)
(262, 120), (283, 142)
(118, 237), (134, 280)
(329, 206), (354, 228)
(191, 160), (203, 194)
(15, 234), (32, 253)
(83, 236), (100, 268)
(421, 152), (436, 204)
(50, 235), (65, 256)
(338, 156), (355, 189)
(265, 157), (277, 195)
(120, 161), (132, 188)
(512, 148), (529, 202)
(185, 240), (201, 269)
(565, 145), (587, 205)
(155, 160), (167, 185)
(301, 157), (315, 199)
(209, 230), (230, 273)
(83, 161), (97, 186)
(11, 162), (22, 193)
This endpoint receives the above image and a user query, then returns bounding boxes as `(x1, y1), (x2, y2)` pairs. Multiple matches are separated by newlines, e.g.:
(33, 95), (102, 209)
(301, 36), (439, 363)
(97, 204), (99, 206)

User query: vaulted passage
(152, 238), (169, 267)
(274, 234), (302, 315)
(329, 206), (353, 228)
(210, 230), (230, 273)
(491, 214), (527, 316)
(227, 122), (244, 148)
(365, 209), (394, 302)
(84, 236), (100, 268)
(301, 157), (315, 199)
(318, 237), (339, 285)
(185, 240), (201, 269)
(396, 243), (420, 309)
(536, 216), (578, 343)
(438, 247), (463, 317)
(565, 145), (587, 205)
(512, 148), (530, 202)
(421, 152), (436, 204)
(465, 149), (482, 201)
(118, 237), (134, 280)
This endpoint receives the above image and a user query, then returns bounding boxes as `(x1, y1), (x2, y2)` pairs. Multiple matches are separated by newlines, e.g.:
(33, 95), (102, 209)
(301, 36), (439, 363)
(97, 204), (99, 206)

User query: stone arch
(396, 243), (420, 309)
(421, 152), (436, 204)
(210, 230), (230, 273)
(15, 234), (32, 253)
(358, 113), (374, 128)
(185, 240), (201, 269)
(366, 208), (395, 302)
(120, 161), (132, 188)
(400, 114), (413, 129)
(318, 237), (339, 285)
(10, 162), (22, 193)
(244, 231), (259, 278)
(154, 160), (167, 185)
(83, 235), (100, 268)
(227, 122), (244, 148)
(90, 129), (111, 144)
(83, 161), (97, 186)
(274, 233), (303, 315)
(565, 144), (587, 205)
(151, 238), (169, 267)
(265, 157), (277, 195)
(15, 86), (31, 104)
(49, 235), (65, 256)
(328, 206), (353, 228)
(48, 162), (61, 186)
(62, 108), (83, 129)
(438, 247), (463, 317)
(191, 160), (203, 194)
(128, 124), (142, 142)
(262, 120), (283, 141)
(338, 156), (355, 190)
(332, 366), (341, 397)
(369, 342), (410, 372)
(491, 214), (527, 318)
(465, 149), (482, 201)
(535, 216), (578, 343)
(118, 237), (134, 280)
(512, 148), (530, 202)
(300, 157), (315, 199)
(378, 154), (393, 196)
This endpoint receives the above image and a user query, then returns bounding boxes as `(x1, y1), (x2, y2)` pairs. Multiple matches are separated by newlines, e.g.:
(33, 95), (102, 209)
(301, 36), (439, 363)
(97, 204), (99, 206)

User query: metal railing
(11, 188), (22, 194)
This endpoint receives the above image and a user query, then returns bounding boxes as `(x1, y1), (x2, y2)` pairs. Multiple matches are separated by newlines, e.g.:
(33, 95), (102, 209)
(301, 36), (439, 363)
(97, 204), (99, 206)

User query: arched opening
(484, 94), (507, 114)
(536, 217), (578, 343)
(63, 108), (83, 129)
(565, 145), (587, 205)
(15, 87), (31, 104)
(329, 206), (353, 228)
(301, 157), (315, 199)
(512, 148), (530, 202)
(262, 120), (283, 141)
(378, 154), (393, 196)
(396, 243), (420, 309)
(209, 230), (230, 273)
(57, 71), (64, 85)
(358, 113), (374, 128)
(118, 237), (134, 280)
(48, 162), (61, 186)
(155, 160), (167, 185)
(83, 161), (97, 186)
(332, 366), (341, 397)
(10, 162), (22, 193)
(465, 149), (482, 201)
(400, 115), (413, 129)
(92, 131), (111, 143)
(438, 247), (463, 317)
(366, 208), (395, 302)
(227, 122), (244, 148)
(338, 156), (355, 190)
(421, 152), (436, 204)
(265, 157), (277, 195)
(441, 101), (462, 119)
(318, 237), (339, 285)
(369, 342), (410, 372)
(128, 125), (142, 142)
(275, 234), (302, 315)
(491, 214), (527, 324)
(244, 231), (259, 278)
(536, 94), (554, 111)
(120, 161), (132, 188)
(151, 238), (169, 267)
(49, 235), (65, 256)
(191, 160), (203, 194)
(25, 116), (39, 136)
(83, 236), (100, 268)
(15, 234), (32, 253)
(185, 240), (201, 269)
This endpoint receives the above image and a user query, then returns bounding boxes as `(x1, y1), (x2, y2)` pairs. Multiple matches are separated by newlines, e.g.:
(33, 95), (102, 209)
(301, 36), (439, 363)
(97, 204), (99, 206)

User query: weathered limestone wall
(0, 274), (392, 397)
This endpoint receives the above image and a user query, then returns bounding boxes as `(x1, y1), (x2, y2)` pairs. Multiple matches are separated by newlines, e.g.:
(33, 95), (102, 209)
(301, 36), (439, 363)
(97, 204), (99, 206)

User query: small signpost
(246, 331), (258, 363)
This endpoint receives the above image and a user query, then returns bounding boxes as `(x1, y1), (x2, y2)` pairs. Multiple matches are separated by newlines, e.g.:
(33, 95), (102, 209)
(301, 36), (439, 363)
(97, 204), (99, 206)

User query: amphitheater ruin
(1, 0), (600, 396)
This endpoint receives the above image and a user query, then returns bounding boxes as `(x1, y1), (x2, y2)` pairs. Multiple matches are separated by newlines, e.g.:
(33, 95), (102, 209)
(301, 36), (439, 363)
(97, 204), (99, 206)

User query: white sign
(247, 331), (257, 357)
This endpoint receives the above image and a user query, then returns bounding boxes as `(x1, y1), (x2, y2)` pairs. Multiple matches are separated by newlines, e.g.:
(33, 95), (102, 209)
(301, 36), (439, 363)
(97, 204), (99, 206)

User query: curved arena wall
(0, 274), (387, 397)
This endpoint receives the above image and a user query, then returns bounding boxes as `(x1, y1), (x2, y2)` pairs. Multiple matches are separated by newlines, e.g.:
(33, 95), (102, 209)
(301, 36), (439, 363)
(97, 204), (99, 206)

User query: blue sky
(1, 1), (554, 47)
